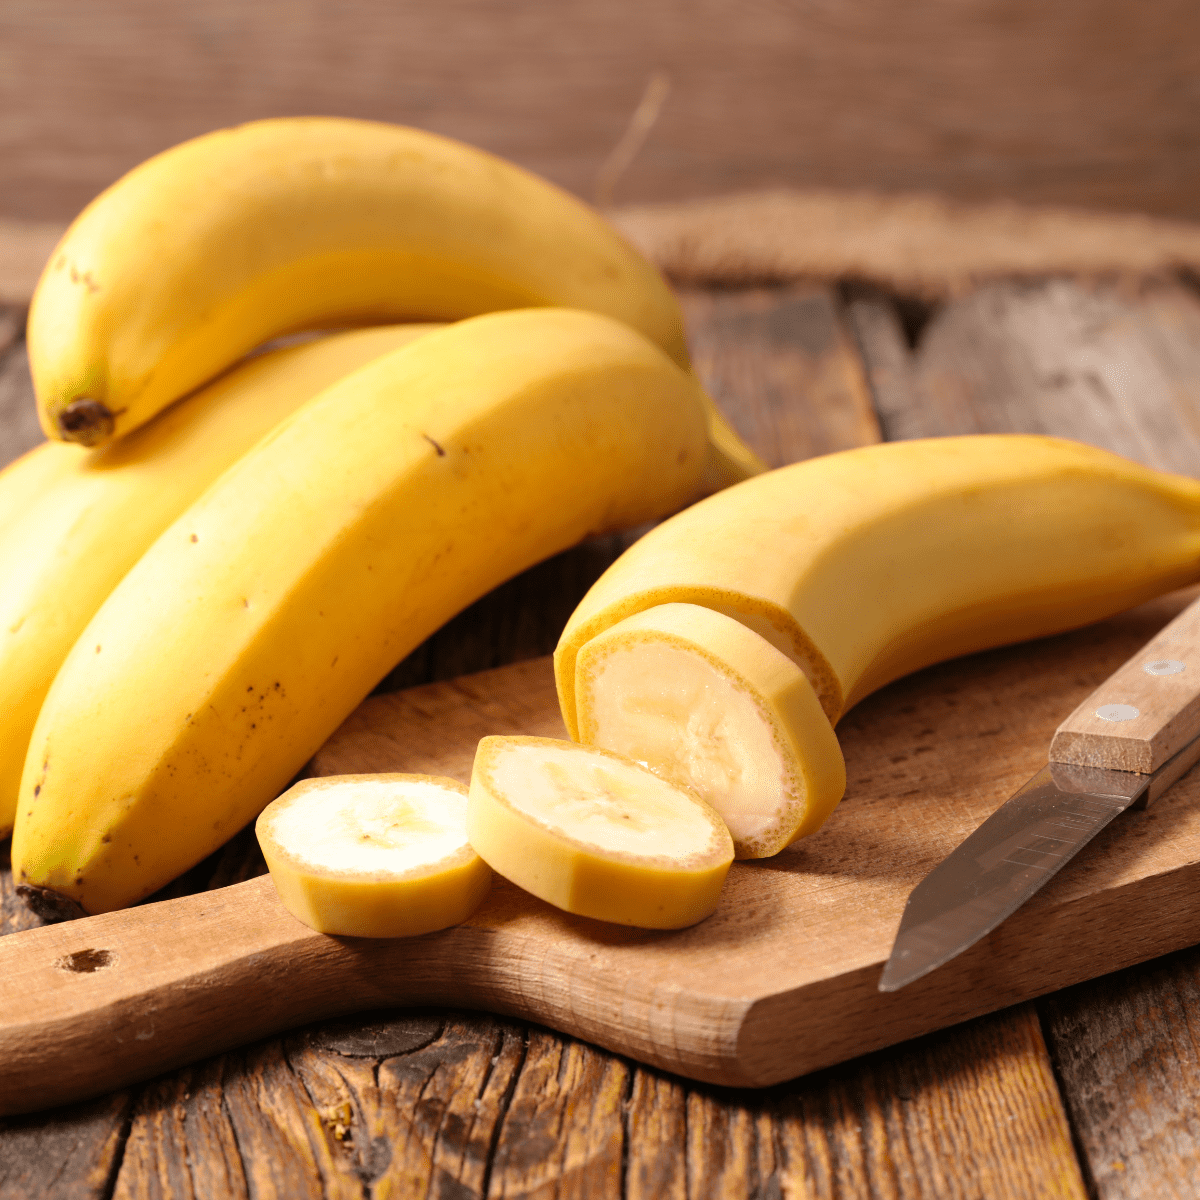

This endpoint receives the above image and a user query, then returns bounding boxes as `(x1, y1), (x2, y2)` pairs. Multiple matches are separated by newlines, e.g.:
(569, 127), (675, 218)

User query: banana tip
(16, 884), (88, 923)
(56, 398), (115, 446)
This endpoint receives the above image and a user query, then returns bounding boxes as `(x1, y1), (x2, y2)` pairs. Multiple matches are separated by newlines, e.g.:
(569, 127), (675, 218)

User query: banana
(256, 774), (491, 938)
(0, 324), (439, 838)
(574, 603), (845, 858)
(0, 442), (86, 535)
(13, 308), (709, 916)
(467, 736), (733, 928)
(556, 436), (1200, 845)
(28, 117), (690, 448)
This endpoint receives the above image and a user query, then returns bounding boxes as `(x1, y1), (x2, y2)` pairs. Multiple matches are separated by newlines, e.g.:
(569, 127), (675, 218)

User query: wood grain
(679, 286), (880, 469)
(34, 1005), (1083, 1200)
(842, 287), (935, 444)
(0, 1090), (132, 1200)
(4, 1), (1200, 224)
(0, 219), (58, 306)
(914, 278), (1200, 474)
(0, 338), (42, 472)
(1040, 952), (1200, 1200)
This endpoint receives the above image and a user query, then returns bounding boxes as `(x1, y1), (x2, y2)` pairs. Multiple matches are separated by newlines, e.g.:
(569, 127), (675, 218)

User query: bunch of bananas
(5, 117), (765, 918)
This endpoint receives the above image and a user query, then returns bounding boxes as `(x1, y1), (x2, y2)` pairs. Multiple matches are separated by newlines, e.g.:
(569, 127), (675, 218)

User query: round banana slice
(467, 736), (733, 929)
(574, 603), (846, 858)
(256, 773), (491, 938)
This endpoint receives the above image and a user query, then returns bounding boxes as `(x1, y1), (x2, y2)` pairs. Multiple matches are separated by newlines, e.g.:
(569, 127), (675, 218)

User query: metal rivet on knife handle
(1145, 659), (1185, 676)
(1096, 704), (1139, 722)
(1049, 594), (1200, 774)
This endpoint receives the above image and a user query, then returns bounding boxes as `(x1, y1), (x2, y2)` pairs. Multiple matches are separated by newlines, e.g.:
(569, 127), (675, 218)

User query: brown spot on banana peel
(68, 265), (100, 293)
(16, 884), (87, 923)
(56, 398), (116, 446)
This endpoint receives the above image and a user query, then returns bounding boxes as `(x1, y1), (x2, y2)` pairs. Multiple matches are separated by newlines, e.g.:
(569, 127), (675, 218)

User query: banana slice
(467, 736), (733, 929)
(574, 603), (846, 858)
(255, 774), (491, 938)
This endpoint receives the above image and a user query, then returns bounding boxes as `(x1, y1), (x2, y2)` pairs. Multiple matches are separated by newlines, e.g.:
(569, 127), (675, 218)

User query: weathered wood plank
(0, 1089), (131, 1200)
(679, 286), (880, 468)
(0, 843), (41, 938)
(3, 1), (1200, 223)
(914, 277), (1200, 475)
(682, 1006), (1085, 1200)
(0, 310), (19, 359)
(0, 339), (42, 472)
(843, 287), (929, 443)
(1039, 950), (1200, 1200)
(0, 221), (58, 306)
(112, 1063), (249, 1200)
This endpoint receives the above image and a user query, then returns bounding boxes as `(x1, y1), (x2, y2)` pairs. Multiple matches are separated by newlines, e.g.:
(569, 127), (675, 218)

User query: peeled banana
(257, 774), (491, 938)
(13, 308), (709, 916)
(28, 117), (689, 448)
(574, 603), (845, 857)
(558, 435), (1200, 846)
(0, 324), (439, 837)
(467, 735), (733, 928)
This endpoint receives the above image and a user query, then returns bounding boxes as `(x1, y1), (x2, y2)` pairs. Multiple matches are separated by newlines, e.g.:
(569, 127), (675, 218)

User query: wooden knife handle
(1051, 593), (1200, 773)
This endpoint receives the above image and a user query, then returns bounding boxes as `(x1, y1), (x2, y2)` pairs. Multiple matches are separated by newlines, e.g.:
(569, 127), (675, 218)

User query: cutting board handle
(0, 874), (473, 1116)
(1051, 593), (1200, 773)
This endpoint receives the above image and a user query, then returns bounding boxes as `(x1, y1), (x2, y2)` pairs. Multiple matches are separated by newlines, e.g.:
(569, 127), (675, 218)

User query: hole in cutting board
(54, 948), (116, 974)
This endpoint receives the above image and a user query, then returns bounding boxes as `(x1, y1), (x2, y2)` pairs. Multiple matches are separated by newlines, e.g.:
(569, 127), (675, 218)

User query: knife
(879, 593), (1200, 992)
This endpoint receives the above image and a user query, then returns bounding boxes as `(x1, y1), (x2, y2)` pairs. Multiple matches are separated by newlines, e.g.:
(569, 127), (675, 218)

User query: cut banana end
(255, 774), (491, 938)
(467, 736), (734, 929)
(574, 603), (846, 858)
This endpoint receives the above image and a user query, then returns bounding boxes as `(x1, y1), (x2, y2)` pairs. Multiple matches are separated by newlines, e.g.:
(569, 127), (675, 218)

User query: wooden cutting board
(4, 587), (1200, 1118)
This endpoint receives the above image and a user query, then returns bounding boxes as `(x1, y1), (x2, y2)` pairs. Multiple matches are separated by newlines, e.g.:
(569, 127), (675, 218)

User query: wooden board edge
(733, 857), (1200, 1087)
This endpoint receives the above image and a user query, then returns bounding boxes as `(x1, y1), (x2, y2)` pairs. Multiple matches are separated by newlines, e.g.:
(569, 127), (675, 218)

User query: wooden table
(5, 265), (1200, 1198)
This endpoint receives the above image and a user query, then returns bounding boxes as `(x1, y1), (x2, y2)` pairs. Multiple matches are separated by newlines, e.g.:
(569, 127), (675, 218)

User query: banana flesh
(28, 117), (690, 447)
(556, 435), (1200, 741)
(0, 324), (440, 837)
(13, 308), (709, 915)
(574, 603), (845, 858)
(256, 774), (491, 938)
(467, 735), (734, 928)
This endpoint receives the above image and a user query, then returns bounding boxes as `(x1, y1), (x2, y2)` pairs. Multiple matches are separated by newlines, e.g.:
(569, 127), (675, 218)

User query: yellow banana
(557, 436), (1200, 847)
(0, 325), (438, 839)
(28, 117), (690, 448)
(574, 603), (845, 858)
(13, 308), (709, 916)
(467, 735), (733, 929)
(0, 442), (86, 535)
(257, 774), (492, 938)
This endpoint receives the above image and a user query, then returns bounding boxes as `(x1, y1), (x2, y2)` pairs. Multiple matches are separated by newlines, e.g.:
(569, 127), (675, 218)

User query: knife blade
(879, 592), (1200, 992)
